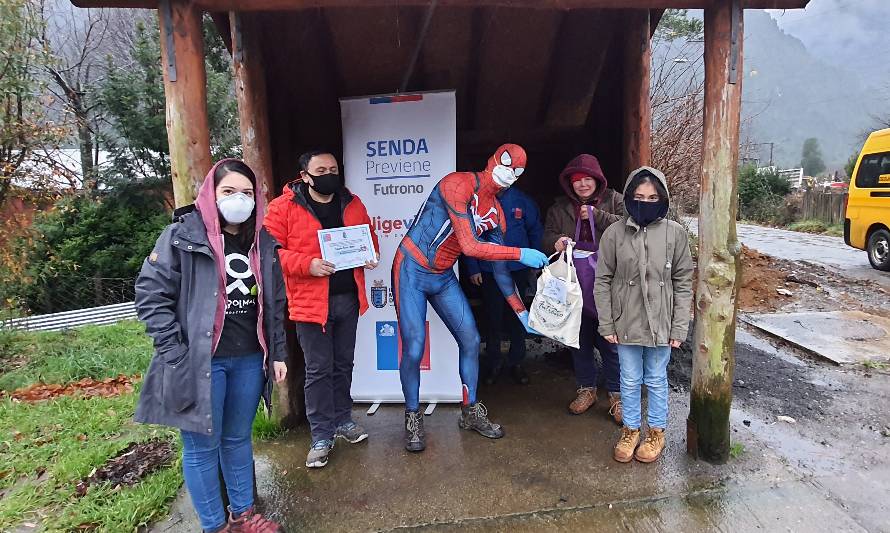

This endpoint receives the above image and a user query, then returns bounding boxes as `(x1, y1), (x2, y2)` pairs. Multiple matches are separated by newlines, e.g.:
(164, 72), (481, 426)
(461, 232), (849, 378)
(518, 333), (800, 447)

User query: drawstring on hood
(194, 158), (268, 355)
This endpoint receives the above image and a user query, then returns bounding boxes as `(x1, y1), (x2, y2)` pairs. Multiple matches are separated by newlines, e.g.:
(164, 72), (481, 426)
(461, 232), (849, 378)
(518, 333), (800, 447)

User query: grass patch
(0, 321), (153, 392)
(786, 220), (844, 237)
(253, 407), (285, 440)
(0, 391), (182, 531)
(729, 442), (746, 459)
(862, 360), (889, 371)
(0, 322), (182, 531)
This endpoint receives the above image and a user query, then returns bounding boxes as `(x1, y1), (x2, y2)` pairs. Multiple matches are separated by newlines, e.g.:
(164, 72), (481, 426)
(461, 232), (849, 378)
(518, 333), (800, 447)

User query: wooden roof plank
(72, 1), (811, 11)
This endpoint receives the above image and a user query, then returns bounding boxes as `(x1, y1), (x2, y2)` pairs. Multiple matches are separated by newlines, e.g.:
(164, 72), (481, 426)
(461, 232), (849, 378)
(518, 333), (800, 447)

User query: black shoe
(459, 402), (505, 439)
(404, 410), (425, 452)
(510, 364), (530, 385)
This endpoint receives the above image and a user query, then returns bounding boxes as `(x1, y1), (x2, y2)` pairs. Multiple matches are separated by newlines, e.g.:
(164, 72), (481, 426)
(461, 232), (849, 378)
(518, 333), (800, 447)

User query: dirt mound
(75, 439), (174, 496)
(7, 374), (138, 402)
(737, 247), (792, 312)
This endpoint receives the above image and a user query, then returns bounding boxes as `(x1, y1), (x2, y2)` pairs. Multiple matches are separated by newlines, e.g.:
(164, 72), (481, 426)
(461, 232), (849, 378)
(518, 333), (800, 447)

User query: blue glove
(519, 248), (548, 269)
(517, 310), (542, 336)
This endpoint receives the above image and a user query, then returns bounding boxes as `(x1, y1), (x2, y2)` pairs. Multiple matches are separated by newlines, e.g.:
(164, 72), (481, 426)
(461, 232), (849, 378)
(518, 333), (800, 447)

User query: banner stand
(340, 90), (462, 405)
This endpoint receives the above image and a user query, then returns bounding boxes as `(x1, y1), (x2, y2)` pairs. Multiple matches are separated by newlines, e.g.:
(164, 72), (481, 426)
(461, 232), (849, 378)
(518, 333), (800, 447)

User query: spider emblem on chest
(470, 194), (499, 235)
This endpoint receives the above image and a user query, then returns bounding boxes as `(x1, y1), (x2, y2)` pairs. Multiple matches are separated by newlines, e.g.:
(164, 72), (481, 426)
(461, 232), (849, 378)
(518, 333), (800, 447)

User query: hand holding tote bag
(528, 242), (583, 349)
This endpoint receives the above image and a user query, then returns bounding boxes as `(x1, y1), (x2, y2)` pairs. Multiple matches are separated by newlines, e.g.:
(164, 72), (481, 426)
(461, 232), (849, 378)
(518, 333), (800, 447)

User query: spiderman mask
(486, 144), (527, 189)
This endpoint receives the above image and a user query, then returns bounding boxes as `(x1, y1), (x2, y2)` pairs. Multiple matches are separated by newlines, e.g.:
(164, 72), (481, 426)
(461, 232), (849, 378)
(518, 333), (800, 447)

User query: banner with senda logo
(340, 91), (461, 404)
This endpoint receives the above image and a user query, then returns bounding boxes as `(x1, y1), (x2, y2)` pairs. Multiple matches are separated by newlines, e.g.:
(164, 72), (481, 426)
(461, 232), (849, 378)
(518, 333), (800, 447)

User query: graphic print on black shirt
(307, 192), (357, 296)
(216, 232), (263, 357)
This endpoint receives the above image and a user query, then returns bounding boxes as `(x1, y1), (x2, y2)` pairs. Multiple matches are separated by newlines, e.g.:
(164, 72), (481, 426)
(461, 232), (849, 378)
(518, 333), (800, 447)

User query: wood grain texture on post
(159, 0), (212, 208)
(230, 11), (275, 201)
(622, 8), (652, 178)
(687, 0), (743, 465)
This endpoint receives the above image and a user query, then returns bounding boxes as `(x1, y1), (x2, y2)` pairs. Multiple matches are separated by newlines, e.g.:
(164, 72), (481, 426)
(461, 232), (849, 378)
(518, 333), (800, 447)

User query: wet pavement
(151, 339), (890, 532)
(686, 219), (890, 289)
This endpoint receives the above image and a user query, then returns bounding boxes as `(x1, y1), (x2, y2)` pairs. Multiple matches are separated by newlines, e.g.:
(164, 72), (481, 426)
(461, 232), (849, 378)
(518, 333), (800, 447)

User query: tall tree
(99, 14), (238, 186)
(800, 137), (826, 176)
(0, 0), (66, 207)
(36, 1), (131, 190)
(651, 9), (705, 211)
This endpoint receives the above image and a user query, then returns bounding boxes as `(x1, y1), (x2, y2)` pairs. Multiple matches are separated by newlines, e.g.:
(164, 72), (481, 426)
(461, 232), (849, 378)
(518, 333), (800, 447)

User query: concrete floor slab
(743, 311), (890, 364)
(150, 357), (874, 532)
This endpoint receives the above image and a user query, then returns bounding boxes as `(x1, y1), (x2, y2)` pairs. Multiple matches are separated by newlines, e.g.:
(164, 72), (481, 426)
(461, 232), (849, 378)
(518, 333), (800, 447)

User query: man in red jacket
(265, 150), (379, 470)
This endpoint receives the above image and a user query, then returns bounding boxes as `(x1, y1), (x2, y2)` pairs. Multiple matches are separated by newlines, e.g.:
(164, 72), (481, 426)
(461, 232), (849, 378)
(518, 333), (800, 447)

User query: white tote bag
(528, 243), (583, 349)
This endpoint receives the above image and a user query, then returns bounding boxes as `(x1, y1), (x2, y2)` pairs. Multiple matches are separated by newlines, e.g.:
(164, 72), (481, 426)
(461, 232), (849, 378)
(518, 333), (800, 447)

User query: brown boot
(568, 387), (597, 414)
(634, 428), (666, 463)
(228, 506), (284, 532)
(613, 427), (641, 463)
(608, 393), (623, 425)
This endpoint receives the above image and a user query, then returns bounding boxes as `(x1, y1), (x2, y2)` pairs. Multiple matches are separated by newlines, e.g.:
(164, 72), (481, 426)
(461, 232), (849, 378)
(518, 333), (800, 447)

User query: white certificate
(317, 224), (377, 271)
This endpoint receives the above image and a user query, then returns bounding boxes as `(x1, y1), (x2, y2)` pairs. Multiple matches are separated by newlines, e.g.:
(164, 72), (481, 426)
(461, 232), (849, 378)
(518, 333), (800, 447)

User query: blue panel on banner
(376, 321), (399, 370)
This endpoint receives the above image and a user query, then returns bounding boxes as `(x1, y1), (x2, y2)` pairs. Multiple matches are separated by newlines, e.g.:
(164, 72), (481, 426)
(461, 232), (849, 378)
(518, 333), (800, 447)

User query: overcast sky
(765, 0), (890, 88)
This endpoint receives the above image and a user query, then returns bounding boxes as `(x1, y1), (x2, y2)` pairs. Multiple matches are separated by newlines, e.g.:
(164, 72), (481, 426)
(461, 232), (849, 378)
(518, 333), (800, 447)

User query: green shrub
(0, 181), (169, 315)
(738, 165), (791, 224)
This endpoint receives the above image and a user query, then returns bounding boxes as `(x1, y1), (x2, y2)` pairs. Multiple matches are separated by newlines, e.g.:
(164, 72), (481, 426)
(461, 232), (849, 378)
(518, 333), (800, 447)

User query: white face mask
(492, 165), (518, 188)
(217, 192), (255, 225)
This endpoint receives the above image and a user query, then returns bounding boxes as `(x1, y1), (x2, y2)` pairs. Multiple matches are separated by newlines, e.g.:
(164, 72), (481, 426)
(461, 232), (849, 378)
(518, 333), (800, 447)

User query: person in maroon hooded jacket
(543, 154), (625, 423)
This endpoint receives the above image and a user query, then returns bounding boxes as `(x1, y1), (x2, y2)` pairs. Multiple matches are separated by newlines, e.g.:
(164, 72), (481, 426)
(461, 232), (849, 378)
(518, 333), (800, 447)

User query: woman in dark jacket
(543, 154), (625, 423)
(135, 159), (287, 533)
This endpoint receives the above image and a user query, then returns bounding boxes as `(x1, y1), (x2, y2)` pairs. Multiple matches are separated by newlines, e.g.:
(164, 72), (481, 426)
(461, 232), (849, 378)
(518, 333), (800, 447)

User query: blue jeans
(617, 345), (671, 430)
(181, 353), (264, 532)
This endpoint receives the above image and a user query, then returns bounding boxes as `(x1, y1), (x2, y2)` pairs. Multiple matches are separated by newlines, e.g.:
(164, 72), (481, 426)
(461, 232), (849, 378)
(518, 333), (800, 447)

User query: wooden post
(159, 0), (212, 208)
(230, 12), (275, 198)
(622, 9), (652, 179)
(687, 0), (743, 465)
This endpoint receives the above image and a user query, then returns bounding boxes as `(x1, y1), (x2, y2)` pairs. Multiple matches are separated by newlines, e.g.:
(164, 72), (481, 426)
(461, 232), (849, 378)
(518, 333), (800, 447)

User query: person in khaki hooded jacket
(594, 167), (694, 464)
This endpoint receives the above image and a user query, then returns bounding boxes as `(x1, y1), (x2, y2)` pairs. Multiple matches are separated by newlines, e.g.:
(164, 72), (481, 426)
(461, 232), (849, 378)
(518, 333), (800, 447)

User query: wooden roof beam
(72, 1), (811, 11)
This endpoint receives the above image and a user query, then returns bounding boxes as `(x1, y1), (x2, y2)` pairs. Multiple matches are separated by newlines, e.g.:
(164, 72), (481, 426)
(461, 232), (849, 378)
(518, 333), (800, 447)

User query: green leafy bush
(0, 181), (169, 314)
(738, 165), (791, 224)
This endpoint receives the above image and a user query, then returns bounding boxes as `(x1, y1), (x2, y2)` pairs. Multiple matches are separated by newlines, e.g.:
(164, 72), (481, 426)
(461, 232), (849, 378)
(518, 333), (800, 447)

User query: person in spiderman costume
(393, 143), (549, 452)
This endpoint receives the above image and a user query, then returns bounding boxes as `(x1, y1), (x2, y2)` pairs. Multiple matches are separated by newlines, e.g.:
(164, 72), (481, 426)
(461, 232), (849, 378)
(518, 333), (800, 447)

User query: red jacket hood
(558, 154), (608, 206)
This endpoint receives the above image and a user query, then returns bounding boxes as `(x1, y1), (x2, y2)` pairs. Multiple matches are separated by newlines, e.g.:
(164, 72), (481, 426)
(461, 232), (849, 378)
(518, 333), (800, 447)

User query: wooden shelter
(72, 0), (809, 463)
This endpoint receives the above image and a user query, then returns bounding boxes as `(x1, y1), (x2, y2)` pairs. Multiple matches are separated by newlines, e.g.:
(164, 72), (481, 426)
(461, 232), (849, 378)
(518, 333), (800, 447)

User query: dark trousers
(296, 292), (359, 443)
(480, 269), (531, 370)
(572, 312), (621, 392)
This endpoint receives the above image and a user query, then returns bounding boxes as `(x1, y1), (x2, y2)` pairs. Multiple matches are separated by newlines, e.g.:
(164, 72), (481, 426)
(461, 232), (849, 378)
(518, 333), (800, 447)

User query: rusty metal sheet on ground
(742, 311), (890, 364)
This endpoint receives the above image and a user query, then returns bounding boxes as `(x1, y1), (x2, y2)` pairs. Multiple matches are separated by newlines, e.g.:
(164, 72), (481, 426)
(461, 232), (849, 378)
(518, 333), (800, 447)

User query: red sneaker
(228, 506), (284, 533)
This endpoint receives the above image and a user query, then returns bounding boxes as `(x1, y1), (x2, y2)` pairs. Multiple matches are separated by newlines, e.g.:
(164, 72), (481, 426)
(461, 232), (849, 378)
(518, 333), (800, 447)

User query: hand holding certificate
(318, 224), (377, 272)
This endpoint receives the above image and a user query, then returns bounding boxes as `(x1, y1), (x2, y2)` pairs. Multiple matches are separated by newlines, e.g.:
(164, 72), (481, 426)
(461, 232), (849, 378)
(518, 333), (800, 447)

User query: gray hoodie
(134, 160), (287, 434)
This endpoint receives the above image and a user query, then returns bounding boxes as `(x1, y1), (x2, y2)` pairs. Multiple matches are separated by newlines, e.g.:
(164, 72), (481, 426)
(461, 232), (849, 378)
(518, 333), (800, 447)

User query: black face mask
(625, 198), (669, 227)
(307, 172), (342, 196)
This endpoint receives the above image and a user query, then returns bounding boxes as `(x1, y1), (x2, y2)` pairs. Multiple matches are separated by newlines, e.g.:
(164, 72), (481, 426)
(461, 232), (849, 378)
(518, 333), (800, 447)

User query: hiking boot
(608, 392), (623, 425)
(228, 505), (284, 532)
(634, 428), (666, 463)
(459, 402), (505, 439)
(305, 439), (333, 468)
(568, 387), (597, 414)
(405, 410), (426, 452)
(613, 427), (641, 463)
(510, 364), (530, 385)
(335, 421), (369, 444)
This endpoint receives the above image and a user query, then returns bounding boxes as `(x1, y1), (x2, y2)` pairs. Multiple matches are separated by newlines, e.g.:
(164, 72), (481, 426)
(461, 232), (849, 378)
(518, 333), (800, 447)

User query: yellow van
(846, 128), (890, 271)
